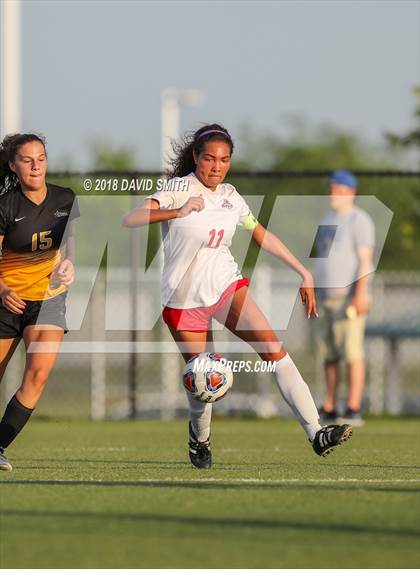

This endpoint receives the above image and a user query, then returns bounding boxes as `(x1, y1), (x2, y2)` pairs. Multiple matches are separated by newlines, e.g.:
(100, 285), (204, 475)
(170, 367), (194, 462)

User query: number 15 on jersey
(32, 231), (53, 251)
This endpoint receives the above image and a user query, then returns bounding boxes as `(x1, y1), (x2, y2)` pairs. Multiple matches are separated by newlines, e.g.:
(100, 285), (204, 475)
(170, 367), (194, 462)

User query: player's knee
(258, 333), (284, 359)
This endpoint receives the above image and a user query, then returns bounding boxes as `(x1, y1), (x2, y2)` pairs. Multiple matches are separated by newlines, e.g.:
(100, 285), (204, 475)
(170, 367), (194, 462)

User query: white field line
(60, 447), (131, 452)
(13, 477), (420, 484)
(51, 448), (407, 454)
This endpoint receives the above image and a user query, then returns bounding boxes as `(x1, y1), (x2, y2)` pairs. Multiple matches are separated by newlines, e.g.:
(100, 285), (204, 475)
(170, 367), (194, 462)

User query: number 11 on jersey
(207, 229), (224, 248)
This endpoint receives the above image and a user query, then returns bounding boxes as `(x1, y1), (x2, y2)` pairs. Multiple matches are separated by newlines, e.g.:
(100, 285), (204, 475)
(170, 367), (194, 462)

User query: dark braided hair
(166, 123), (234, 178)
(0, 133), (47, 196)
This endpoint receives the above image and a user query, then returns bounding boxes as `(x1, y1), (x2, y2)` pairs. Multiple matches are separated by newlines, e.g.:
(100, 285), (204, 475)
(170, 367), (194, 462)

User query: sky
(11, 0), (420, 169)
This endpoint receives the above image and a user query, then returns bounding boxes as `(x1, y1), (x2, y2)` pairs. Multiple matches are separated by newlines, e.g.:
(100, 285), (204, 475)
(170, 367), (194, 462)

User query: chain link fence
(1, 172), (418, 419)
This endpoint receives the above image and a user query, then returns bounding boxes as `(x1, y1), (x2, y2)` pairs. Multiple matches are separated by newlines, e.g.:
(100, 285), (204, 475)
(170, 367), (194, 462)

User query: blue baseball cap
(329, 170), (357, 190)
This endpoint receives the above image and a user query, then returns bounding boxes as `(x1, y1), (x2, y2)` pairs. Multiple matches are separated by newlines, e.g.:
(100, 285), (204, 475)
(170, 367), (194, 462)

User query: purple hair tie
(197, 129), (230, 140)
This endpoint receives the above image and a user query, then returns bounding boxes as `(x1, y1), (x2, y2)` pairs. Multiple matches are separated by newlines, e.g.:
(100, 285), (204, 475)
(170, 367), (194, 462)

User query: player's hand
(299, 273), (318, 319)
(50, 259), (75, 287)
(177, 196), (205, 218)
(348, 294), (369, 316)
(0, 287), (26, 314)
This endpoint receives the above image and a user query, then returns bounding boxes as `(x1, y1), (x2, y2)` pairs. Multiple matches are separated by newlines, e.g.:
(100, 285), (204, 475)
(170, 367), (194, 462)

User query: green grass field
(1, 418), (419, 569)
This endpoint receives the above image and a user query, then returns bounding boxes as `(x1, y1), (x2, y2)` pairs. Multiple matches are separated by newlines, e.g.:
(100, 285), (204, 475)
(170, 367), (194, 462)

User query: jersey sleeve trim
(239, 212), (259, 231)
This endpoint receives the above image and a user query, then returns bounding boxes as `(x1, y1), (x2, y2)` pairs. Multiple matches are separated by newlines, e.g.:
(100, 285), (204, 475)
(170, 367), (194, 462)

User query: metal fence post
(385, 338), (402, 415)
(90, 270), (106, 420)
(367, 276), (386, 415)
(129, 195), (141, 419)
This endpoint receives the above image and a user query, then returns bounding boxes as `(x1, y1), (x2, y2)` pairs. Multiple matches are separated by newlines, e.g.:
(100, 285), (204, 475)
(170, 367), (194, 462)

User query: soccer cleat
(188, 422), (212, 469)
(318, 406), (338, 424)
(337, 408), (364, 427)
(312, 424), (353, 457)
(0, 448), (12, 471)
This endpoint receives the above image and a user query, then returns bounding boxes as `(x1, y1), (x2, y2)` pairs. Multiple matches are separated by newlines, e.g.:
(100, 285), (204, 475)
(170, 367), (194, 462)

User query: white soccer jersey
(145, 172), (253, 308)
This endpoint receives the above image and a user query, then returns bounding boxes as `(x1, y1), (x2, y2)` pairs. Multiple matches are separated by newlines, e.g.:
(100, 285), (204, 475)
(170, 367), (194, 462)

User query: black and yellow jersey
(0, 183), (80, 301)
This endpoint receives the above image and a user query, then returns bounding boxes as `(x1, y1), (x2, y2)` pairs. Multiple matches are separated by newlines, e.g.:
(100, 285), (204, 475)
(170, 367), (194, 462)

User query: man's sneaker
(0, 448), (12, 471)
(318, 406), (338, 423)
(312, 424), (353, 457)
(188, 422), (212, 469)
(337, 408), (364, 427)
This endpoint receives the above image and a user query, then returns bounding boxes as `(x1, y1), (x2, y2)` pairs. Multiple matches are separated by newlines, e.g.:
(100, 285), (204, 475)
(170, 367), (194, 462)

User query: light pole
(1, 0), (21, 138)
(128, 88), (204, 421)
(1, 0), (21, 406)
(159, 88), (204, 420)
(160, 88), (204, 173)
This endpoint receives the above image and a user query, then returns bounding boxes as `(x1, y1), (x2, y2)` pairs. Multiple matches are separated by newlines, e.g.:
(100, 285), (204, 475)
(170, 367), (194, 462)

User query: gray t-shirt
(314, 206), (375, 301)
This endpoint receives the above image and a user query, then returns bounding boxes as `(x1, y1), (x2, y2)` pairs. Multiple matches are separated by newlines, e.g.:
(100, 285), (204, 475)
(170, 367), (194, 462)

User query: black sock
(0, 394), (34, 450)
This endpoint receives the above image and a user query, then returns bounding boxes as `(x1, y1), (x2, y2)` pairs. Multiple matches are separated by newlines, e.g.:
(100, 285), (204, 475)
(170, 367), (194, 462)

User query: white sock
(273, 353), (321, 441)
(187, 393), (212, 442)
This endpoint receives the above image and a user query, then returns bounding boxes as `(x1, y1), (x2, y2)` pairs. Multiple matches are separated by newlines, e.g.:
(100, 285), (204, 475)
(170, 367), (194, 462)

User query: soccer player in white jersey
(123, 123), (352, 468)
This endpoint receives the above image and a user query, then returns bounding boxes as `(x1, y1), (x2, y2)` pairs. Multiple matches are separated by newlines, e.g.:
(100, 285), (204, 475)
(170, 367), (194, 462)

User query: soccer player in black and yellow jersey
(0, 133), (79, 471)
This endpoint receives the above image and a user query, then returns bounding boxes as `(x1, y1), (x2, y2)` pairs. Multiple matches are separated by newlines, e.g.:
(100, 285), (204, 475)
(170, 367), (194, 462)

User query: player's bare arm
(250, 223), (318, 318)
(0, 235), (26, 315)
(122, 196), (205, 227)
(348, 245), (374, 315)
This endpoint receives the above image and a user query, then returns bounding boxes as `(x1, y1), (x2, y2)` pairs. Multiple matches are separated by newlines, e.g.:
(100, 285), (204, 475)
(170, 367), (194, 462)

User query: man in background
(314, 171), (375, 426)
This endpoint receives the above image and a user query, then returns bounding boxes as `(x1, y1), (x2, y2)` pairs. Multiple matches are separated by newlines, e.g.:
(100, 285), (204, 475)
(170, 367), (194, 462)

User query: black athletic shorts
(0, 292), (68, 339)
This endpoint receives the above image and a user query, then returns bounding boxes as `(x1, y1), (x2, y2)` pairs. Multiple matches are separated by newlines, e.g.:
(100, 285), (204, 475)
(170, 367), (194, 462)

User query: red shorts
(162, 277), (249, 332)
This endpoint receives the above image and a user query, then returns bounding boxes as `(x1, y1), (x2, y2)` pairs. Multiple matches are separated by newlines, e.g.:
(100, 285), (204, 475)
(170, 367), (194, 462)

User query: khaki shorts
(315, 297), (366, 363)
